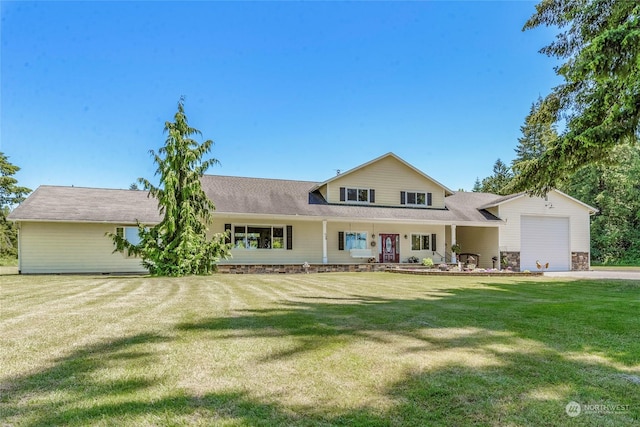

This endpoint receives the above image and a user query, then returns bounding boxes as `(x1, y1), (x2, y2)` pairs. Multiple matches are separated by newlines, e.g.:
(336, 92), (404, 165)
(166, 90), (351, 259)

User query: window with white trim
(411, 234), (431, 251)
(114, 226), (144, 258)
(115, 226), (143, 246)
(339, 187), (375, 204)
(401, 191), (432, 206)
(349, 188), (369, 202)
(345, 231), (367, 250)
(232, 225), (286, 249)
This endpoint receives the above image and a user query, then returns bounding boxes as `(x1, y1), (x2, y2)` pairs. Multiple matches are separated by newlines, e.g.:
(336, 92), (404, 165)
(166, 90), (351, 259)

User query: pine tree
(512, 98), (557, 167)
(472, 177), (482, 192)
(473, 159), (513, 195)
(109, 98), (231, 276)
(512, 0), (640, 195)
(0, 152), (31, 257)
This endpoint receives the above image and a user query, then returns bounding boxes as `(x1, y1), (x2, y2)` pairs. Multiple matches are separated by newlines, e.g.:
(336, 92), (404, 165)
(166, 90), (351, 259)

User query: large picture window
(345, 232), (367, 250)
(233, 225), (285, 250)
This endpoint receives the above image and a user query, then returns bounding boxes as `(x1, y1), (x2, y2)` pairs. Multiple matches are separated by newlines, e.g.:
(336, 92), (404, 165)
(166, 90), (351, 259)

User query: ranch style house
(8, 153), (596, 274)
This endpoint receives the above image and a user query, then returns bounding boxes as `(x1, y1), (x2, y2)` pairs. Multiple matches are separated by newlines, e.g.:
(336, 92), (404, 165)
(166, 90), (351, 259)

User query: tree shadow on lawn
(2, 279), (638, 426)
(0, 333), (169, 425)
(179, 279), (640, 366)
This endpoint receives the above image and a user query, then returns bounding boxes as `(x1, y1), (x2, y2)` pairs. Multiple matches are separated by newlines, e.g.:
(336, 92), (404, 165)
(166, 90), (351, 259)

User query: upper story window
(401, 191), (432, 206)
(340, 187), (375, 204)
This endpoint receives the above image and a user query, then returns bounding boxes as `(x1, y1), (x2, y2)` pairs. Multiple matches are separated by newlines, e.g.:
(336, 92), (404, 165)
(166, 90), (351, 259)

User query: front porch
(217, 220), (502, 270)
(444, 224), (500, 269)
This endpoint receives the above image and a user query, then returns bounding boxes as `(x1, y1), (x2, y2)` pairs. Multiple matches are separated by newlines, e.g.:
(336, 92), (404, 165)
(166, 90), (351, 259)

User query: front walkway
(0, 266), (18, 275)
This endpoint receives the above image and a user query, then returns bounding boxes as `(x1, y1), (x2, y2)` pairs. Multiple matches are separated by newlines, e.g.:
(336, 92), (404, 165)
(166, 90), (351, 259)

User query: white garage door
(521, 216), (570, 272)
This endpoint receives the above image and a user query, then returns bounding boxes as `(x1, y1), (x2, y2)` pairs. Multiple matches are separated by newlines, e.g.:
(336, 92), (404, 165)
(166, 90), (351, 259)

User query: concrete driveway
(544, 270), (640, 280)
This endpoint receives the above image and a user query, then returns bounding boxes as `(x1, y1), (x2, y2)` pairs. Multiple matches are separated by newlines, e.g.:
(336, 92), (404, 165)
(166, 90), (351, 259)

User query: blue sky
(1, 1), (560, 193)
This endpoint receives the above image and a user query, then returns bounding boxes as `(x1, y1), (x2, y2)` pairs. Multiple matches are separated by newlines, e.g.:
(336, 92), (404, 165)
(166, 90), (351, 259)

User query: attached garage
(520, 216), (570, 272)
(483, 190), (597, 272)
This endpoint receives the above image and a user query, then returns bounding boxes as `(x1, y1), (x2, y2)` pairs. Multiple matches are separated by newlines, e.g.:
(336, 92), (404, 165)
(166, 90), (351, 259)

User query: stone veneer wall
(571, 252), (590, 271)
(217, 263), (389, 274)
(500, 251), (520, 272)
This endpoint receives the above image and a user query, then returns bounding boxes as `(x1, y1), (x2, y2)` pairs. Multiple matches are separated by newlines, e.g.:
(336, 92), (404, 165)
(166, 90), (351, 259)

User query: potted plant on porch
(451, 243), (462, 255)
(451, 243), (462, 269)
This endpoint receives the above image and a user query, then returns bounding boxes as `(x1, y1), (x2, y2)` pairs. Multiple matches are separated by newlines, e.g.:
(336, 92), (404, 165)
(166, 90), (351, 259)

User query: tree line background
(473, 98), (640, 265)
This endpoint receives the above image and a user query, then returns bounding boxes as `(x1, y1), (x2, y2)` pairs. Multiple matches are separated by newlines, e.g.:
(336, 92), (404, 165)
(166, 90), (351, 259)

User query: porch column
(451, 224), (457, 264)
(322, 220), (328, 264)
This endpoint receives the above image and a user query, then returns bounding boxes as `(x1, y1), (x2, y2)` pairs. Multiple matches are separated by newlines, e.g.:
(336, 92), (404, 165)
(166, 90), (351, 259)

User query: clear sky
(1, 1), (560, 193)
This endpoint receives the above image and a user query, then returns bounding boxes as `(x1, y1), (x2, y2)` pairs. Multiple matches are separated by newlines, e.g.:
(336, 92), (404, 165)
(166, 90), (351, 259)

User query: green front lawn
(1, 273), (638, 426)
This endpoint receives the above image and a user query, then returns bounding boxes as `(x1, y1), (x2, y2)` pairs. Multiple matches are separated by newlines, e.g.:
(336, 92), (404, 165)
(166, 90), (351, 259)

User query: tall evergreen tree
(512, 0), (640, 195)
(0, 152), (31, 257)
(512, 98), (557, 173)
(472, 177), (482, 192)
(109, 98), (231, 276)
(473, 159), (513, 195)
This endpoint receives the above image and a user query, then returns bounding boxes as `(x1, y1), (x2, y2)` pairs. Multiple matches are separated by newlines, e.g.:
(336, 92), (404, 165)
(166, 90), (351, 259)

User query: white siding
(18, 222), (147, 274)
(211, 218), (324, 264)
(498, 191), (592, 253)
(326, 222), (446, 263)
(324, 155), (447, 208)
(211, 218), (447, 264)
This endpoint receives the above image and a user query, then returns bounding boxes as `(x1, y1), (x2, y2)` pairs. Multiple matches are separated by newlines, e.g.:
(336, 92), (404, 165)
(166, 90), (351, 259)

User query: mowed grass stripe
(1, 273), (638, 426)
(0, 277), (127, 321)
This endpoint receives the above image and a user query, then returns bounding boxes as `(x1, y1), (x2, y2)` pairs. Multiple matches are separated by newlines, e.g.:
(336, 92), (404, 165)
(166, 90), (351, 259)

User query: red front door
(380, 234), (399, 263)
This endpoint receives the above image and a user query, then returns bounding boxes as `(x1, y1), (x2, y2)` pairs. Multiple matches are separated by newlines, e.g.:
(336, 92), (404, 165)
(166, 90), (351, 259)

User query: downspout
(16, 221), (22, 274)
(322, 220), (328, 264)
(450, 224), (457, 264)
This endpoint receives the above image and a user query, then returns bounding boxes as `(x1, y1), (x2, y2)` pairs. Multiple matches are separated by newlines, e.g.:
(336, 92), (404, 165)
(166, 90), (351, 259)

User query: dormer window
(401, 191), (432, 206)
(340, 187), (375, 204)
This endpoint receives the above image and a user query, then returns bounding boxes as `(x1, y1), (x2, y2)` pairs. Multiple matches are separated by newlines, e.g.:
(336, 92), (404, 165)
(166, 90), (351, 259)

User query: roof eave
(212, 211), (502, 225)
(480, 189), (598, 214)
(9, 218), (161, 225)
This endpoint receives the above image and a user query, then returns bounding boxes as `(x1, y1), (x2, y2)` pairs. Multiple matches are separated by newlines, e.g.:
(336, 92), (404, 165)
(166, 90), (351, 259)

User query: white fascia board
(9, 219), (159, 226)
(213, 212), (502, 227)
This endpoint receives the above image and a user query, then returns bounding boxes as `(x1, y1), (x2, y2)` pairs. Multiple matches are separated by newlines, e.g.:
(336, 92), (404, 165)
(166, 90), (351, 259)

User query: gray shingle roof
(444, 192), (504, 221)
(478, 192), (526, 209)
(9, 177), (504, 225)
(8, 185), (162, 224)
(202, 175), (500, 223)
